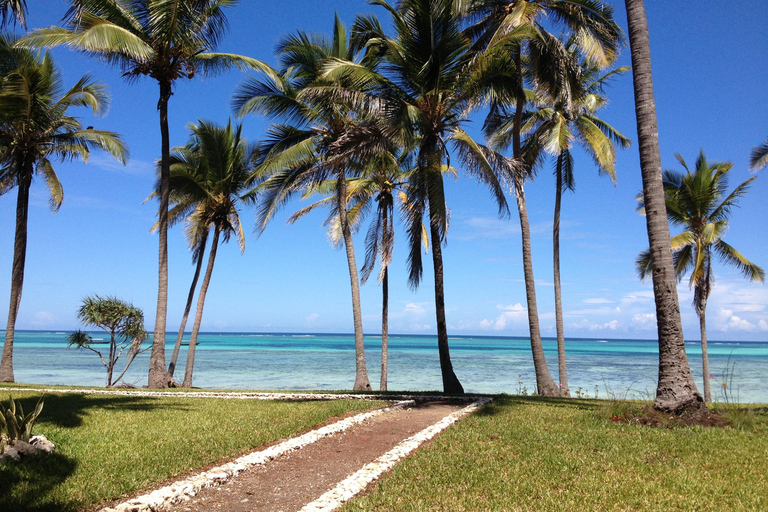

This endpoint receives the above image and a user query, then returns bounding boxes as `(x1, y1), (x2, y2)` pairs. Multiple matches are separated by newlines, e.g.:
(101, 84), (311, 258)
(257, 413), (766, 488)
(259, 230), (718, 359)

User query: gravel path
(8, 388), (488, 512)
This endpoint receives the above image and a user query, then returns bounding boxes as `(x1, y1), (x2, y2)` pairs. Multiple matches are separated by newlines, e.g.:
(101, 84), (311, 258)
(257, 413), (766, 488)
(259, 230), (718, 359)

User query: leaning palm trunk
(0, 167), (32, 382)
(381, 266), (389, 391)
(183, 227), (221, 388)
(553, 163), (569, 396)
(168, 233), (209, 380)
(149, 83), (173, 388)
(338, 174), (371, 391)
(625, 0), (703, 412)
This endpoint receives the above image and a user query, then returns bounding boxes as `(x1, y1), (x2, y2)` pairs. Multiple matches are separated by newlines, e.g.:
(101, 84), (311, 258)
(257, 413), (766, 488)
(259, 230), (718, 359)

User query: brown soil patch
(170, 400), (465, 512)
(624, 403), (728, 428)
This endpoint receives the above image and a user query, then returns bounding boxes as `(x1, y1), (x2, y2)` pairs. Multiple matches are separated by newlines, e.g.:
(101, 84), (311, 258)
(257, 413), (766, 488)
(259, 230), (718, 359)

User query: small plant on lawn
(0, 394), (44, 446)
(68, 295), (148, 387)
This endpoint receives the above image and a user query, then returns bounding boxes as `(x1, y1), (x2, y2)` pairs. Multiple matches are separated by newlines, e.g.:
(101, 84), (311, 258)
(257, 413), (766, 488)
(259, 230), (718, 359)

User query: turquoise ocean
(6, 331), (768, 403)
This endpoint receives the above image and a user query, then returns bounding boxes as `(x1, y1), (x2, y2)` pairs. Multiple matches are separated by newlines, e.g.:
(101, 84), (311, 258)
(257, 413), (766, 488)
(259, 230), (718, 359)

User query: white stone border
(5, 387), (492, 512)
(299, 398), (491, 512)
(99, 400), (414, 512)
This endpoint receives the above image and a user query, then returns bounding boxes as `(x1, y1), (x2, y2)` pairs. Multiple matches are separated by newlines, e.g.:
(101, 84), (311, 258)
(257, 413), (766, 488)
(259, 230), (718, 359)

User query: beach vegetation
(514, 39), (631, 396)
(749, 137), (768, 171)
(0, 0), (26, 28)
(636, 151), (764, 402)
(0, 37), (128, 383)
(0, 390), (383, 512)
(328, 0), (511, 394)
(0, 394), (43, 445)
(623, 0), (705, 413)
(234, 14), (380, 391)
(164, 119), (258, 387)
(459, 0), (623, 397)
(67, 295), (147, 387)
(17, 0), (272, 389)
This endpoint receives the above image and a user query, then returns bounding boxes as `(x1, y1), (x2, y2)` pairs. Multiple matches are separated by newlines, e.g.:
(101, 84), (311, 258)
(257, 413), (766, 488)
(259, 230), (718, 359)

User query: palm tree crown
(18, 0), (267, 388)
(166, 119), (256, 387)
(0, 36), (128, 382)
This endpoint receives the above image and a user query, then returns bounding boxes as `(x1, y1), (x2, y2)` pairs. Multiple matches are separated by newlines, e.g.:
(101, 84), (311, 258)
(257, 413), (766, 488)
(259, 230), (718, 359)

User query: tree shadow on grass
(473, 395), (602, 417)
(8, 393), (194, 429)
(0, 452), (78, 512)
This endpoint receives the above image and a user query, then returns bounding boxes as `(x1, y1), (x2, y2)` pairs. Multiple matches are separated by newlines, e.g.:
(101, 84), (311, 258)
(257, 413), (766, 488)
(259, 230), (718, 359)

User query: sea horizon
(4, 330), (767, 403)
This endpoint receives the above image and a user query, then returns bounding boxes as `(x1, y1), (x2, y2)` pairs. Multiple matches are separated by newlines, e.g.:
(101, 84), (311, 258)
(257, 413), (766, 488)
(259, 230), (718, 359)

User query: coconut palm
(234, 15), (378, 391)
(0, 37), (128, 382)
(457, 0), (622, 397)
(359, 154), (413, 392)
(750, 138), (767, 171)
(0, 0), (25, 28)
(325, 0), (510, 394)
(18, 0), (269, 388)
(164, 119), (254, 387)
(513, 38), (630, 394)
(637, 151), (764, 402)
(624, 0), (703, 412)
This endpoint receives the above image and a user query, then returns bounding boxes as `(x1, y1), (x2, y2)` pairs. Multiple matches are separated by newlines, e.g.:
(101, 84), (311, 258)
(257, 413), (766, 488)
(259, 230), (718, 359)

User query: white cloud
(404, 303), (426, 315)
(480, 303), (527, 331)
(759, 319), (768, 331)
(583, 298), (613, 304)
(568, 319), (619, 331)
(409, 323), (432, 331)
(716, 308), (756, 332)
(31, 311), (55, 327)
(631, 313), (656, 330)
(304, 313), (320, 327)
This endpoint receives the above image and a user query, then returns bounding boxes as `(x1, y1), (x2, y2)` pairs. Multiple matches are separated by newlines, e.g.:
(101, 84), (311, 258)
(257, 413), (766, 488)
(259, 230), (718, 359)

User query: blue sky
(1, 1), (766, 341)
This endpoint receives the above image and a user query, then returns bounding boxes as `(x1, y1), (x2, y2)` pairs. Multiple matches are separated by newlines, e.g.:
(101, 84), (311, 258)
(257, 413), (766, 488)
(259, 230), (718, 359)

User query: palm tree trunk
(183, 227), (221, 388)
(512, 48), (558, 397)
(148, 80), (172, 389)
(337, 174), (371, 391)
(553, 156), (569, 396)
(699, 298), (711, 403)
(428, 218), (464, 394)
(0, 166), (32, 383)
(168, 233), (209, 380)
(625, 0), (703, 412)
(512, 177), (559, 396)
(381, 266), (389, 392)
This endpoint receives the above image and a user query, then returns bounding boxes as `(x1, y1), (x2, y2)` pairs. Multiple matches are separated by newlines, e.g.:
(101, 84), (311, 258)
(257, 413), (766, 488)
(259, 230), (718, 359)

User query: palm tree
(234, 15), (376, 391)
(0, 0), (26, 28)
(0, 37), (128, 382)
(637, 151), (764, 403)
(359, 154), (410, 392)
(165, 119), (254, 387)
(515, 38), (630, 394)
(624, 0), (703, 412)
(326, 0), (510, 394)
(18, 0), (269, 388)
(459, 0), (623, 397)
(750, 138), (767, 171)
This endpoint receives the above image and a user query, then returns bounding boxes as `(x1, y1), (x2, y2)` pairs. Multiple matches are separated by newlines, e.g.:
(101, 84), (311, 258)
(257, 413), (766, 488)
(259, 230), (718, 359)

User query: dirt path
(171, 401), (465, 512)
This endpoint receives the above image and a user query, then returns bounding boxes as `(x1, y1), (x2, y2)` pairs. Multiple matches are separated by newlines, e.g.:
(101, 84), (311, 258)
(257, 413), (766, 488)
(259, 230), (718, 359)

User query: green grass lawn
(343, 396), (768, 512)
(0, 389), (384, 512)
